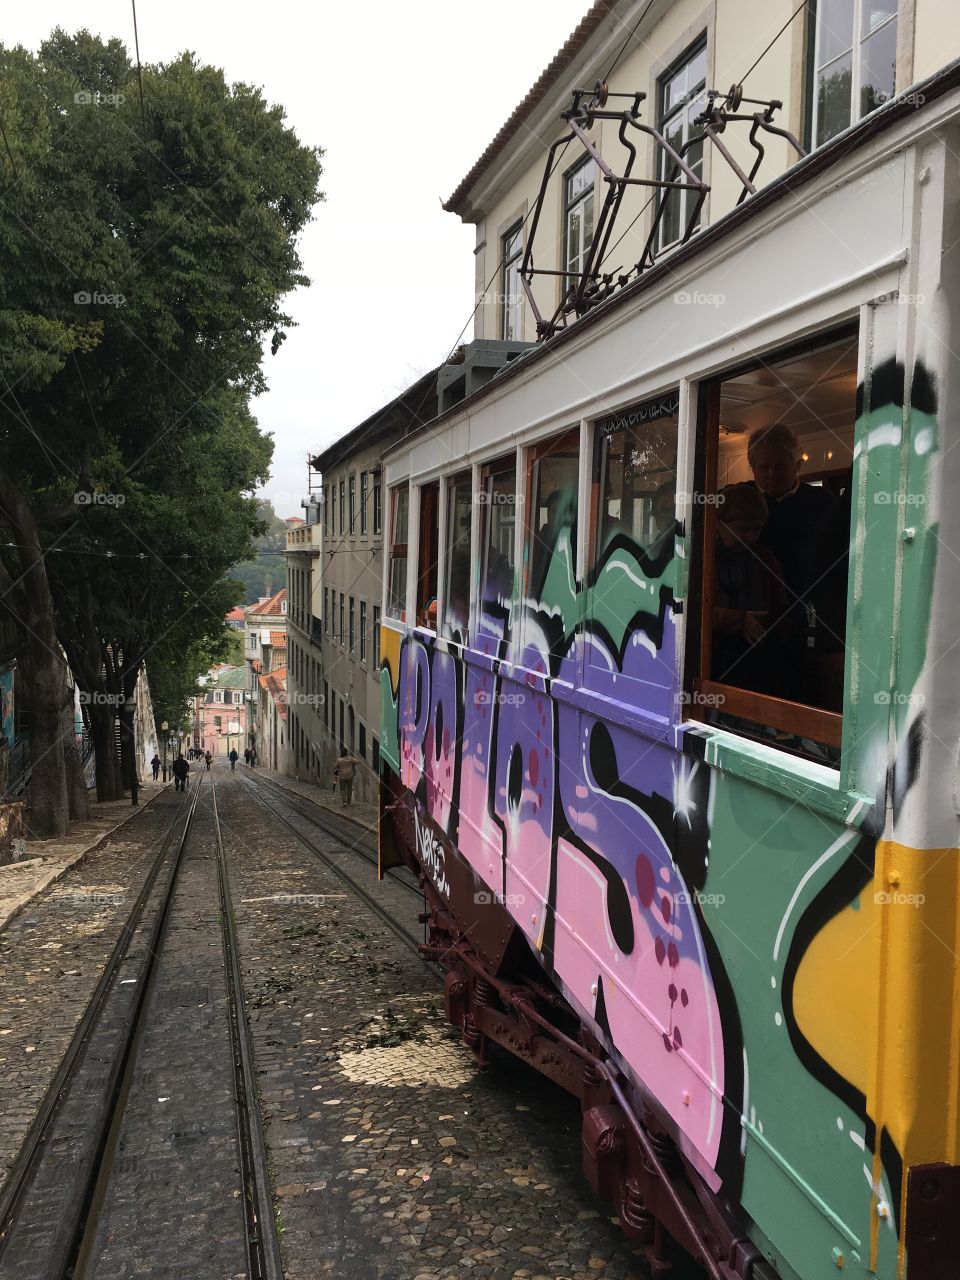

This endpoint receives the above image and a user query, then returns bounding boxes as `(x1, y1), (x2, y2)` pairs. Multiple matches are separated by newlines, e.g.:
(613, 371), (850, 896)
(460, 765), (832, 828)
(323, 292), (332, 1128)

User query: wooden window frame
(685, 335), (857, 752)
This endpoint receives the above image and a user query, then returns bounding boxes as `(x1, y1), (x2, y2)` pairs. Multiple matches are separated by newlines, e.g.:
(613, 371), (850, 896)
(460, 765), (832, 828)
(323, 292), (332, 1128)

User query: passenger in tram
(747, 424), (835, 699)
(712, 484), (788, 696)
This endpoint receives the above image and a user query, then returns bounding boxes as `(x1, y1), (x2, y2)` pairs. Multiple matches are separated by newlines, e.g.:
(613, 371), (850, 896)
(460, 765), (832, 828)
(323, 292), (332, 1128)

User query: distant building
(243, 588), (287, 757)
(285, 367), (443, 799)
(193, 664), (248, 757)
(257, 663), (288, 771)
(225, 606), (246, 631)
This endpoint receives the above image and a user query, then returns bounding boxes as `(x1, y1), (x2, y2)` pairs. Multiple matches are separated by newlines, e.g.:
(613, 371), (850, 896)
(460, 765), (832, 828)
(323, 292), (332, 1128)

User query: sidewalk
(250, 766), (378, 835)
(0, 782), (168, 931)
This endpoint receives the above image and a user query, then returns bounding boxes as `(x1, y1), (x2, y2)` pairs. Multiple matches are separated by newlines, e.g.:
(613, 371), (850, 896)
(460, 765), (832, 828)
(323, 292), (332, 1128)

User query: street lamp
(161, 720), (169, 782)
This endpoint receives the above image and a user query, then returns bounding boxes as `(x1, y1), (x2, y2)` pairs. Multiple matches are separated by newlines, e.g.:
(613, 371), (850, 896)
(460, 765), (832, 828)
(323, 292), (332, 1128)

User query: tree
(0, 31), (323, 826)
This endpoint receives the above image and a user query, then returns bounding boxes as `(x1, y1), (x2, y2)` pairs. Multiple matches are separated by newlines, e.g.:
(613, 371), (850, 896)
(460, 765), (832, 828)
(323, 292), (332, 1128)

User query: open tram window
(442, 471), (472, 643)
(523, 431), (579, 663)
(386, 485), (409, 622)
(415, 481), (440, 631)
(478, 456), (517, 639)
(690, 330), (858, 760)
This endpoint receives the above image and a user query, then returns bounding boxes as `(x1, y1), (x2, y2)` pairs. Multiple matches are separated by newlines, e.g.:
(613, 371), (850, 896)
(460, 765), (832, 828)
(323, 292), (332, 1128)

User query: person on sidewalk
(228, 748), (238, 772)
(205, 751), (212, 770)
(333, 747), (361, 807)
(172, 754), (190, 792)
(151, 754), (160, 781)
(249, 747), (257, 768)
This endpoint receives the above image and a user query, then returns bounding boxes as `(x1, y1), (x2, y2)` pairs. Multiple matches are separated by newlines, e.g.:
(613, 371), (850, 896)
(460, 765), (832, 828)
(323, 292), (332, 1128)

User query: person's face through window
(750, 444), (798, 499)
(718, 514), (764, 551)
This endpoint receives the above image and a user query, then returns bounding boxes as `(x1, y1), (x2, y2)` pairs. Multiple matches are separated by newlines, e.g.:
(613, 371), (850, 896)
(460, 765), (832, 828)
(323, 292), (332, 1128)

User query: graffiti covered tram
(378, 73), (960, 1280)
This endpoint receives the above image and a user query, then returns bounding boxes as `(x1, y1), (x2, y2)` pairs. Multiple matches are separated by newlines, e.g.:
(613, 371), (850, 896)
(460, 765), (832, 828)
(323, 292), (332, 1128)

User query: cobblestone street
(0, 767), (686, 1280)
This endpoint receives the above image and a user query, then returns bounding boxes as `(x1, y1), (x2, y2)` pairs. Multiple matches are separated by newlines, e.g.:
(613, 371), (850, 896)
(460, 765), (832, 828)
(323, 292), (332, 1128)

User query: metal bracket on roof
(520, 83), (805, 341)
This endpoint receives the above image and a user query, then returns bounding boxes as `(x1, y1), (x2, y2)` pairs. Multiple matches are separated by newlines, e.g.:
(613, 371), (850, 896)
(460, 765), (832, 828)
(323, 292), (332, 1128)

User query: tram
(378, 59), (960, 1280)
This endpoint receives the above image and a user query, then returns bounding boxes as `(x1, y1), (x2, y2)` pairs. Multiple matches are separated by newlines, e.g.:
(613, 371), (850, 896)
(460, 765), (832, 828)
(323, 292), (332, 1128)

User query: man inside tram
(747, 423), (836, 699)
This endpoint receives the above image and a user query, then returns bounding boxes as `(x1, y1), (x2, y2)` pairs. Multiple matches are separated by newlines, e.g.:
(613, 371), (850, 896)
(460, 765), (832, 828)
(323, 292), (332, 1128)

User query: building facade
(284, 368), (441, 801)
(243, 588), (287, 757)
(193, 664), (248, 757)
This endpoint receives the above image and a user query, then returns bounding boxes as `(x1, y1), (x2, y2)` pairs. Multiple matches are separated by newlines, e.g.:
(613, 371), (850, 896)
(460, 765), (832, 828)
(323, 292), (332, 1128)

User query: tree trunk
(118, 703), (137, 791)
(0, 472), (70, 838)
(89, 704), (121, 802)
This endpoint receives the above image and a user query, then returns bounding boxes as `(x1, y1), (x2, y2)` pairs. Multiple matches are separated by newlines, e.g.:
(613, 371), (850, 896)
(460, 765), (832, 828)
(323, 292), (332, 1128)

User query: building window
(223, 691), (233, 705)
(360, 599), (368, 662)
(360, 471), (369, 534)
(501, 222), (523, 340)
(656, 39), (707, 252)
(323, 484), (330, 536)
(349, 475), (356, 534)
(387, 486), (409, 620)
(373, 471), (382, 535)
(563, 157), (595, 286)
(416, 481), (440, 630)
(214, 715), (222, 729)
(349, 596), (355, 652)
(339, 592), (345, 645)
(359, 721), (366, 761)
(323, 587), (328, 633)
(689, 329), (858, 761)
(339, 480), (345, 534)
(323, 680), (329, 728)
(809, 0), (897, 147)
(373, 605), (381, 667)
(443, 470), (472, 643)
(372, 736), (380, 772)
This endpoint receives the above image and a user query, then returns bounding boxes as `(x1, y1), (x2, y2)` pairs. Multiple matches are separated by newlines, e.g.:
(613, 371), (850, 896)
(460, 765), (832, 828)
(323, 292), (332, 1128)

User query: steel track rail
(247, 771), (423, 901)
(210, 776), (283, 1280)
(0, 775), (205, 1274)
(238, 772), (430, 963)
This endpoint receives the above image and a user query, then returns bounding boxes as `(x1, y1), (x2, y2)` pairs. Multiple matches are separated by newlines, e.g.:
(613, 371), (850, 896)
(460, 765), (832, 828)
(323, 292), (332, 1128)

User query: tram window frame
(415, 480), (440, 632)
(686, 328), (859, 756)
(442, 470), (473, 644)
(386, 485), (409, 622)
(478, 454), (519, 636)
(522, 429), (580, 659)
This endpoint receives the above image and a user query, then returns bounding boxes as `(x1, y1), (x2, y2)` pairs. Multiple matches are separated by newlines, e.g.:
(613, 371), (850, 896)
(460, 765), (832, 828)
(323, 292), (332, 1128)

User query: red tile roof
(225, 606), (246, 623)
(444, 2), (615, 219)
(269, 630), (287, 649)
(258, 666), (288, 721)
(248, 588), (287, 618)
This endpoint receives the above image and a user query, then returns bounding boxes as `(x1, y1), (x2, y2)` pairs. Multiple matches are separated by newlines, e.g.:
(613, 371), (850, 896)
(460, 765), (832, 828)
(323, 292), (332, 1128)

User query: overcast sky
(7, 1), (591, 517)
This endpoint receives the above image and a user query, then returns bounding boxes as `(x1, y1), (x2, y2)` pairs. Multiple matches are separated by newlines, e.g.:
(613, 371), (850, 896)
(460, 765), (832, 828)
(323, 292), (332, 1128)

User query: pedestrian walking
(151, 754), (160, 781)
(244, 748), (250, 765)
(333, 747), (360, 807)
(249, 747), (257, 768)
(172, 754), (190, 792)
(205, 751), (212, 771)
(228, 748), (238, 771)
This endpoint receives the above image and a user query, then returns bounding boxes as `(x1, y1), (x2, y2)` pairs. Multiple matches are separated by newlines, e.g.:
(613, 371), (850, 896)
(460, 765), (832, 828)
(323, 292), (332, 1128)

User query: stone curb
(0, 784), (169, 932)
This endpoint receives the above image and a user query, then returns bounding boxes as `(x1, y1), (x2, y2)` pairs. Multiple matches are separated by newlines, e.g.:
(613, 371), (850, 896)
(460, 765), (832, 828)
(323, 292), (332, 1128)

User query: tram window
(386, 485), (409, 621)
(526, 430), (579, 607)
(690, 330), (858, 760)
(479, 456), (517, 633)
(595, 400), (678, 561)
(443, 471), (472, 642)
(416, 481), (440, 630)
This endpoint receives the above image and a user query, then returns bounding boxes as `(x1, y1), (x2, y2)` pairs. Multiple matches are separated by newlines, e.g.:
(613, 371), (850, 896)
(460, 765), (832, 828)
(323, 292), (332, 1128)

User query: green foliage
(0, 29), (323, 735)
(229, 498), (289, 603)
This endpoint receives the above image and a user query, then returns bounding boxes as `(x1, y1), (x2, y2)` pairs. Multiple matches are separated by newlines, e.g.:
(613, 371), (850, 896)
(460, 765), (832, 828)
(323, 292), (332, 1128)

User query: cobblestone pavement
(221, 770), (686, 1280)
(84, 783), (248, 1280)
(0, 792), (187, 1182)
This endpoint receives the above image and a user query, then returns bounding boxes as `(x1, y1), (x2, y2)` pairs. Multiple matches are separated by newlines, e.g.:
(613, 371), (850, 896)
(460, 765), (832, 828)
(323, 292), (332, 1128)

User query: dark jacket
(171, 757), (189, 778)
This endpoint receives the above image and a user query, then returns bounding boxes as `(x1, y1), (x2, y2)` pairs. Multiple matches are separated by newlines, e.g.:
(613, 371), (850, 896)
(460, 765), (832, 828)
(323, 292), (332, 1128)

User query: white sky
(7, 1), (591, 517)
